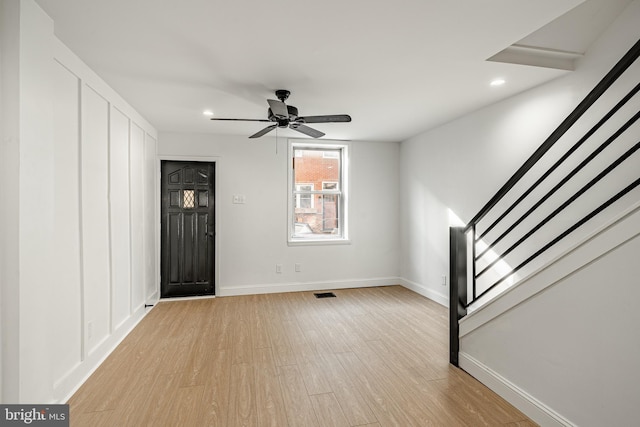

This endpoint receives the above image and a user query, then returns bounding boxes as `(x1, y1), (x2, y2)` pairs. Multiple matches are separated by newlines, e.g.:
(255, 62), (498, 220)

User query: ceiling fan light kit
(210, 90), (351, 138)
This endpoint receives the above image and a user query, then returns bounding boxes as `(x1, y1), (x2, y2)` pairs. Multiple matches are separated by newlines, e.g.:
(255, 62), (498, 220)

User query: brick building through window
(293, 148), (341, 235)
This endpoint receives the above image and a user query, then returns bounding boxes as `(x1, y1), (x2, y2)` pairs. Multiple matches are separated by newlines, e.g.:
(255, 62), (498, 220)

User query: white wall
(144, 134), (159, 302)
(110, 107), (132, 330)
(0, 0), (21, 403)
(399, 0), (640, 306)
(130, 123), (146, 310)
(1, 0), (158, 403)
(0, 1), (5, 404)
(158, 133), (400, 296)
(17, 0), (56, 403)
(398, 70), (578, 304)
(51, 58), (82, 392)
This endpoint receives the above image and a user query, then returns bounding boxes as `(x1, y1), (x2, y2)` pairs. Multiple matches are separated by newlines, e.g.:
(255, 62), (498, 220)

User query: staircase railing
(450, 38), (640, 365)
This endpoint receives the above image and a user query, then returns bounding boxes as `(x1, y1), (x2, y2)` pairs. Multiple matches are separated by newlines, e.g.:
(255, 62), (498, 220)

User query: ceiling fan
(210, 90), (351, 138)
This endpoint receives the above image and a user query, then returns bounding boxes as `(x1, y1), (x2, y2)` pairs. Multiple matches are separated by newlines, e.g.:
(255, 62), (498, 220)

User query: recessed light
(490, 78), (506, 87)
(202, 110), (214, 116)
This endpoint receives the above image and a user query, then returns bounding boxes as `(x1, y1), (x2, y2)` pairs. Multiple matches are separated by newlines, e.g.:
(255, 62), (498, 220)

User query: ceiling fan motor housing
(275, 89), (290, 102)
(268, 105), (298, 126)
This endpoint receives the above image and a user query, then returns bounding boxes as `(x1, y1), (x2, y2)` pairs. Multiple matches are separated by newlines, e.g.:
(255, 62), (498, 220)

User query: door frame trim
(157, 155), (221, 298)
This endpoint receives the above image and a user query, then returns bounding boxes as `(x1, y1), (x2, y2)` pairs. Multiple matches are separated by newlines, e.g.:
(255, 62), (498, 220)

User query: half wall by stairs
(459, 202), (640, 426)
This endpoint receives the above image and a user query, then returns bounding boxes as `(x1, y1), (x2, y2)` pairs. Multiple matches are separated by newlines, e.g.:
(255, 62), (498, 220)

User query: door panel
(161, 161), (215, 297)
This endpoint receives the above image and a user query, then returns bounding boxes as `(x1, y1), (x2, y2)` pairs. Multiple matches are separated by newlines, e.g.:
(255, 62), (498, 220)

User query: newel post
(449, 227), (467, 366)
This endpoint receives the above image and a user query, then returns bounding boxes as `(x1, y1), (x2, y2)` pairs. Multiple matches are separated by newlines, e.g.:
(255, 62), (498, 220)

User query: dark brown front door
(161, 161), (215, 298)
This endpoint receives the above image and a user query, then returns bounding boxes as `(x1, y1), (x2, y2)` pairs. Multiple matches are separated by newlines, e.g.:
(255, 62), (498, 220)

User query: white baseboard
(53, 304), (152, 403)
(217, 276), (400, 296)
(218, 276), (451, 309)
(459, 352), (574, 427)
(146, 289), (159, 304)
(398, 277), (449, 307)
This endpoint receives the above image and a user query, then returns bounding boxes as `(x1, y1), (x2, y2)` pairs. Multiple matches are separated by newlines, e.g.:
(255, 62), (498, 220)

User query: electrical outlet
(295, 263), (301, 272)
(232, 194), (246, 204)
(276, 264), (282, 274)
(442, 275), (447, 286)
(88, 321), (93, 340)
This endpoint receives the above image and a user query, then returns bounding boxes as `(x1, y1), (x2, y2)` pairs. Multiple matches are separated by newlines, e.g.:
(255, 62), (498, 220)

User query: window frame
(288, 140), (350, 245)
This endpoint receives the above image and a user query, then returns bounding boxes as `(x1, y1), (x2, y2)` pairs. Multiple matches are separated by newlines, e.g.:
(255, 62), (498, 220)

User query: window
(183, 190), (195, 208)
(289, 141), (349, 244)
(295, 184), (314, 209)
(322, 182), (337, 190)
(323, 151), (339, 159)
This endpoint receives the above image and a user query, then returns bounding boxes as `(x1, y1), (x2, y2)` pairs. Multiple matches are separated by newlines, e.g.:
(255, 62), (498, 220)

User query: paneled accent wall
(51, 61), (83, 386)
(81, 85), (112, 354)
(144, 134), (159, 301)
(110, 107), (133, 330)
(50, 40), (158, 402)
(130, 124), (146, 311)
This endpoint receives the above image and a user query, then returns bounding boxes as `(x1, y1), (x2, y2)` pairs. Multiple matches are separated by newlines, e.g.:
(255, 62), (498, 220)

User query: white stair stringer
(460, 200), (640, 337)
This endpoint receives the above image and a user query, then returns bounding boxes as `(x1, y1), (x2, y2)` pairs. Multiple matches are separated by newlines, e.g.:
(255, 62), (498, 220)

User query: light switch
(232, 194), (246, 204)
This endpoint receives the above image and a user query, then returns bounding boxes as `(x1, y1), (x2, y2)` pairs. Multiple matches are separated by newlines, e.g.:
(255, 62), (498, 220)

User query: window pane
(183, 190), (195, 208)
(295, 184), (314, 209)
(294, 195), (341, 238)
(298, 193), (313, 209)
(321, 194), (339, 231)
(322, 182), (337, 190)
(294, 149), (340, 187)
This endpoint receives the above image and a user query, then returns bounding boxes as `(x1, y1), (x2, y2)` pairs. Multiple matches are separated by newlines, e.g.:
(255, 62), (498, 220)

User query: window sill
(287, 238), (351, 247)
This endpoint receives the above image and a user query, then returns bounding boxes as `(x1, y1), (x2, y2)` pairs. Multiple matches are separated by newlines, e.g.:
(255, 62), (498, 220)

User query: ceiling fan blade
(299, 114), (351, 124)
(249, 124), (277, 138)
(267, 99), (289, 119)
(210, 118), (271, 122)
(291, 124), (325, 138)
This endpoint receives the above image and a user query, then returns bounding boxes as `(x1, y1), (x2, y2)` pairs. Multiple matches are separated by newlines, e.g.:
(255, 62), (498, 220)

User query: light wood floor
(68, 286), (536, 426)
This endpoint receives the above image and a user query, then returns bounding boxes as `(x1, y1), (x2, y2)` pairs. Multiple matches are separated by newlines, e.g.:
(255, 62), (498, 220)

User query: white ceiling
(35, 0), (632, 142)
